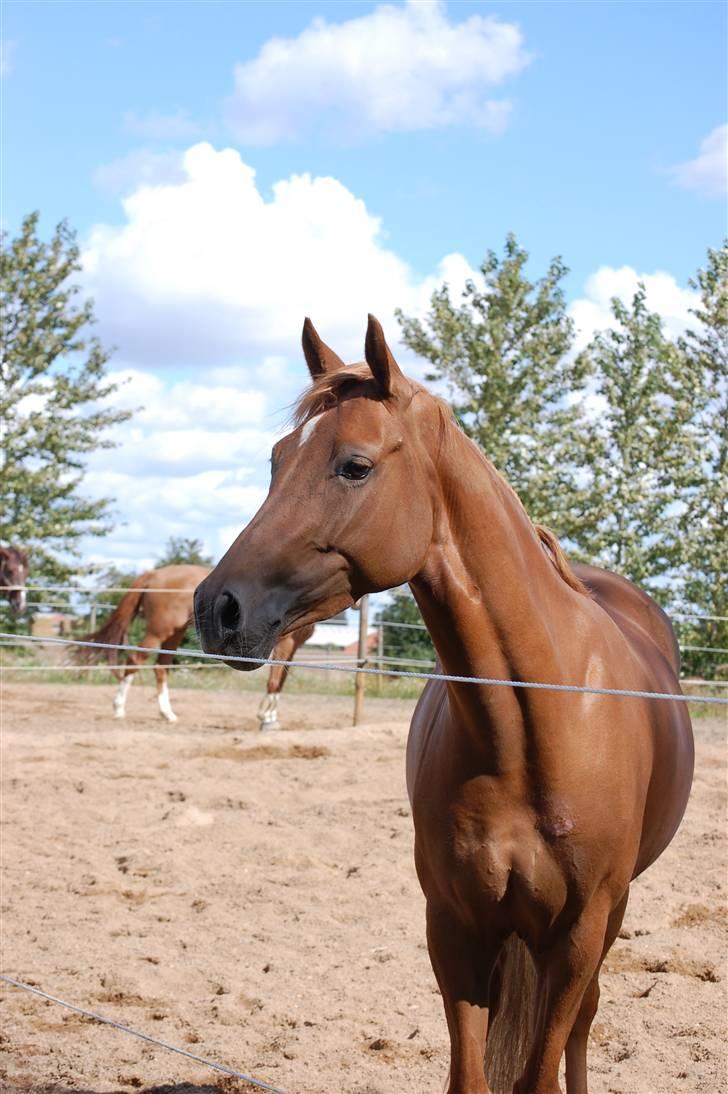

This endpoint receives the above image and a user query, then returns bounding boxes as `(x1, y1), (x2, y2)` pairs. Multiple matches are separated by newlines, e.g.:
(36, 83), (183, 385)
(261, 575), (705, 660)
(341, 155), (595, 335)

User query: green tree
(572, 286), (700, 590)
(377, 590), (434, 670)
(156, 536), (213, 568)
(396, 234), (587, 529)
(677, 243), (728, 678)
(0, 213), (131, 581)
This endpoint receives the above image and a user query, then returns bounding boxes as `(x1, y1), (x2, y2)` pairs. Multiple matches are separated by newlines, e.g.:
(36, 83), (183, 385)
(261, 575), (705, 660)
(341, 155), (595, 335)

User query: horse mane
(293, 363), (589, 598)
(534, 524), (589, 596)
(292, 363), (379, 426)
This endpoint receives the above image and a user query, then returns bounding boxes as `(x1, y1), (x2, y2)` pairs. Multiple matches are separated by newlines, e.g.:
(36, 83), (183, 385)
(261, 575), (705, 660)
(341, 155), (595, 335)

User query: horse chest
(414, 788), (571, 936)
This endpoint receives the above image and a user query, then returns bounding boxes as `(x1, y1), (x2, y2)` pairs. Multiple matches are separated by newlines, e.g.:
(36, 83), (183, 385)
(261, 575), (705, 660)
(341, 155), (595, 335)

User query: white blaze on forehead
(298, 414), (323, 448)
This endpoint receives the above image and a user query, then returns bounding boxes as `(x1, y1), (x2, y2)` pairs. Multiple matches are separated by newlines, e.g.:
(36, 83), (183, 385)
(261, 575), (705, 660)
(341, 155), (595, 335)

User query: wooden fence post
(353, 595), (369, 725)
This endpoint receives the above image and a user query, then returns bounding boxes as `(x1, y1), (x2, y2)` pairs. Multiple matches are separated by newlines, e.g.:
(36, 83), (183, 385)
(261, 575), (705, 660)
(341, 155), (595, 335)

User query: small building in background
(308, 622), (378, 656)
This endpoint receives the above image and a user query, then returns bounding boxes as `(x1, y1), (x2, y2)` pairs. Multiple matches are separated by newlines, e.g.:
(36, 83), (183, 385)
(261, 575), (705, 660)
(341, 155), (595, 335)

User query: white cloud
(225, 0), (530, 143)
(80, 368), (276, 569)
(569, 266), (698, 352)
(669, 124), (728, 198)
(83, 142), (477, 368)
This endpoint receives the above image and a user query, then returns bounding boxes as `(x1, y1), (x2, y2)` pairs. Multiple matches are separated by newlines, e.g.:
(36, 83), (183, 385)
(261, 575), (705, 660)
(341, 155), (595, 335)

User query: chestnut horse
(0, 546), (29, 613)
(194, 317), (694, 1094)
(85, 564), (312, 725)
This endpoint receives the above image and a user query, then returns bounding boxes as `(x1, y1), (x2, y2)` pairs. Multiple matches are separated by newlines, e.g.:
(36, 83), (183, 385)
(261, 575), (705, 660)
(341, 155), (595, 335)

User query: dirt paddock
(0, 681), (725, 1094)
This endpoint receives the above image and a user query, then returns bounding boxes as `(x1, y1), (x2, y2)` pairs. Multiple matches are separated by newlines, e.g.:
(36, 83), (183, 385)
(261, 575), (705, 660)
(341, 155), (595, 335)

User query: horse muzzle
(194, 576), (288, 671)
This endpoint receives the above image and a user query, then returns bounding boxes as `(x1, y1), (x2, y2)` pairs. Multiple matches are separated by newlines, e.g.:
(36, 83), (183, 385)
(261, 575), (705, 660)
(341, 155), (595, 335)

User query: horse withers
(0, 546), (29, 613)
(194, 316), (694, 1094)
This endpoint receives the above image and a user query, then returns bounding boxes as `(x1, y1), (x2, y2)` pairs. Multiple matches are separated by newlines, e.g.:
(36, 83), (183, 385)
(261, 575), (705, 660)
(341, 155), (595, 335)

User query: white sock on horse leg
(257, 692), (280, 728)
(157, 680), (177, 723)
(113, 674), (133, 718)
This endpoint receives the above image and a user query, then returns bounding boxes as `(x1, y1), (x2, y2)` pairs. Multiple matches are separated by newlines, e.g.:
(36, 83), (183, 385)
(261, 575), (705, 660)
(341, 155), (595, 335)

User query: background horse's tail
(485, 934), (537, 1094)
(78, 578), (147, 666)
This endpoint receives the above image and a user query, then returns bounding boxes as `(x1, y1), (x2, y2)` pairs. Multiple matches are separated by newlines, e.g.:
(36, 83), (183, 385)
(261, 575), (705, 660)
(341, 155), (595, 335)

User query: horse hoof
(113, 709), (125, 720)
(162, 712), (178, 723)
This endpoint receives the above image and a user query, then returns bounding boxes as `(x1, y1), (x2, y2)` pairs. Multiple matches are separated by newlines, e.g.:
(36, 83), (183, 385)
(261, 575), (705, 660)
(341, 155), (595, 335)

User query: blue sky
(3, 0), (726, 569)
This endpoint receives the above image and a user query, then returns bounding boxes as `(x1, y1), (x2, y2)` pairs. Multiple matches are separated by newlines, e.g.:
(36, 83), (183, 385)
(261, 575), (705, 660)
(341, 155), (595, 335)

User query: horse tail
(485, 934), (537, 1094)
(79, 579), (147, 666)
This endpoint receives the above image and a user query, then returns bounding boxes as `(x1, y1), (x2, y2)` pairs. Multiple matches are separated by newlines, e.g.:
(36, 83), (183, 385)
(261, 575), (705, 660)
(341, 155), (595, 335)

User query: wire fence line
(2, 650), (727, 689)
(1, 631), (726, 705)
(6, 585), (728, 624)
(0, 657), (362, 672)
(0, 974), (288, 1094)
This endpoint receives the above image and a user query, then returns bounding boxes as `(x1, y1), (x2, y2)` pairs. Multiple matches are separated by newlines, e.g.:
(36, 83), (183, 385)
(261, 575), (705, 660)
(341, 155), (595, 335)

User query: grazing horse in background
(84, 564), (314, 725)
(0, 546), (29, 613)
(194, 316), (694, 1094)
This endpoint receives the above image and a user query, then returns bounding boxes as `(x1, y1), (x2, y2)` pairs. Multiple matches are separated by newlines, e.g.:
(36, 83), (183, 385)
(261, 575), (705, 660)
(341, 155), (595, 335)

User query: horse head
(195, 316), (441, 666)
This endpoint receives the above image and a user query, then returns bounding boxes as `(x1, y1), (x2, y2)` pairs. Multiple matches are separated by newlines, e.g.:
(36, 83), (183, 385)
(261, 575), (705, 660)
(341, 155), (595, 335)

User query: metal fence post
(353, 595), (369, 725)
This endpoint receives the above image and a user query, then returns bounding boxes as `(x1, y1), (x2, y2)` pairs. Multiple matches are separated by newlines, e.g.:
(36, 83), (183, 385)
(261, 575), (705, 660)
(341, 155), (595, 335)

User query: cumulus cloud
(82, 367), (276, 569)
(83, 142), (476, 368)
(225, 0), (530, 143)
(669, 124), (727, 198)
(569, 266), (698, 352)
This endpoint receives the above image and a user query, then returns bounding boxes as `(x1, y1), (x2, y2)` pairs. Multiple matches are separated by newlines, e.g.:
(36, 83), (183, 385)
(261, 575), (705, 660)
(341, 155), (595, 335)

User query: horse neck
(410, 421), (578, 729)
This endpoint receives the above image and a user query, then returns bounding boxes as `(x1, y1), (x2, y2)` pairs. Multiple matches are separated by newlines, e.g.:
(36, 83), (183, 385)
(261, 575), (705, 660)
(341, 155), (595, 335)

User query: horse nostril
(218, 590), (241, 634)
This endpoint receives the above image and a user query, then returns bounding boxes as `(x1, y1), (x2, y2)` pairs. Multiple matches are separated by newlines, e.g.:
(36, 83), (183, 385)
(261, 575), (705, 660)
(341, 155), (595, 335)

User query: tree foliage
(0, 213), (131, 581)
(676, 243), (728, 676)
(570, 286), (701, 588)
(396, 234), (586, 529)
(377, 590), (434, 669)
(397, 236), (726, 680)
(156, 536), (213, 568)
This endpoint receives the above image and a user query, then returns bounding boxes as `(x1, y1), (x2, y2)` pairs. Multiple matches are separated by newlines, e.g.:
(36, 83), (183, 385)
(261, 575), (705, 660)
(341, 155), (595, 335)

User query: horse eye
(339, 457), (373, 481)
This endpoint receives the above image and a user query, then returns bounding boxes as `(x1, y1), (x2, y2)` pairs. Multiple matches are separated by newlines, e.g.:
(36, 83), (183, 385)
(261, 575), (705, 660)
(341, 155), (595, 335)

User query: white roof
(309, 623), (376, 648)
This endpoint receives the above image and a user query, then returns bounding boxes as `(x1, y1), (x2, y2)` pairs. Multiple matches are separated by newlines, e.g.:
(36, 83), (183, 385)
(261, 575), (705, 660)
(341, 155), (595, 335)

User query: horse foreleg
(564, 889), (629, 1094)
(515, 894), (613, 1094)
(113, 635), (161, 719)
(154, 653), (177, 723)
(113, 670), (135, 719)
(258, 658), (289, 729)
(427, 904), (504, 1094)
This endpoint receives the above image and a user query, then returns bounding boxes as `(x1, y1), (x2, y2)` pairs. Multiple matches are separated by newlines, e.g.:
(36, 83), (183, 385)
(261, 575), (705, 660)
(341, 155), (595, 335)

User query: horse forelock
(292, 363), (383, 428)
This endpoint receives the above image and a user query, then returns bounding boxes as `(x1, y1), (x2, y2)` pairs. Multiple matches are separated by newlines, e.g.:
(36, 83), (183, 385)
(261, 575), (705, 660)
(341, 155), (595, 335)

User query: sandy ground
(0, 681), (725, 1094)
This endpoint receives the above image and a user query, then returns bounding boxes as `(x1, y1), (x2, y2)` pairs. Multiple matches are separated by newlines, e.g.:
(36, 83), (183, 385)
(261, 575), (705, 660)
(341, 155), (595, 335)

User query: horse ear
(364, 314), (405, 397)
(302, 318), (345, 379)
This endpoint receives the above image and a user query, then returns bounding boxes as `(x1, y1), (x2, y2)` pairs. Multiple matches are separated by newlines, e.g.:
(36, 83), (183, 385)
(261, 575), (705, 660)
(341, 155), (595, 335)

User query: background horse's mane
(293, 362), (589, 597)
